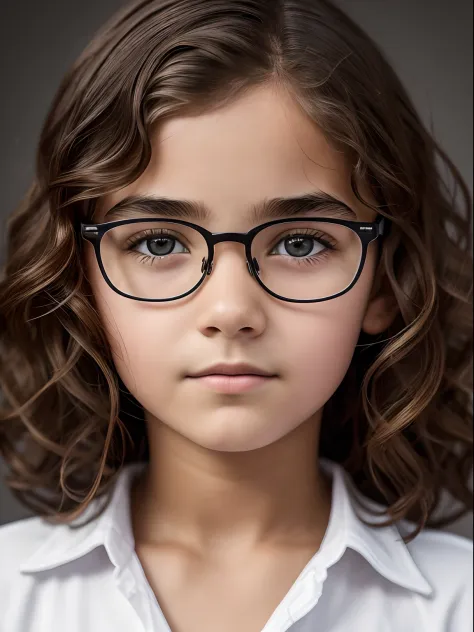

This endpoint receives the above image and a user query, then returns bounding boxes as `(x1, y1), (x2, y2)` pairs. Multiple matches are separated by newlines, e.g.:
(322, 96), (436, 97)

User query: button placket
(121, 567), (138, 598)
(287, 568), (328, 624)
(115, 566), (155, 631)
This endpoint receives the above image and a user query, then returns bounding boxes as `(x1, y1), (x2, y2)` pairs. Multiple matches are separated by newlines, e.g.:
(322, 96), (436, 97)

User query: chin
(181, 417), (288, 453)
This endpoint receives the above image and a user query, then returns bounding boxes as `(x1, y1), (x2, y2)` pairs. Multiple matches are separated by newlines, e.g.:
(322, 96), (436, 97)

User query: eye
(126, 229), (189, 259)
(269, 229), (336, 259)
(271, 234), (328, 258)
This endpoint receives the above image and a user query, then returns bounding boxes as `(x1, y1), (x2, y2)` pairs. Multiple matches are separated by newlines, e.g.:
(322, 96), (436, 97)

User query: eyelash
(124, 229), (190, 265)
(124, 227), (337, 267)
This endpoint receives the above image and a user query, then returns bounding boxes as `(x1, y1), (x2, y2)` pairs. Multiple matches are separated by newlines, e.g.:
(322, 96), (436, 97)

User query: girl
(0, 1), (472, 631)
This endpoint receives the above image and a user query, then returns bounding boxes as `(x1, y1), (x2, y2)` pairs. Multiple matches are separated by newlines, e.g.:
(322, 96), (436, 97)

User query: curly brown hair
(0, 0), (472, 543)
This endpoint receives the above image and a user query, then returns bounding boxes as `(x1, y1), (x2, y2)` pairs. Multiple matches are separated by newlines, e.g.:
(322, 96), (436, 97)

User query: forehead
(95, 84), (376, 224)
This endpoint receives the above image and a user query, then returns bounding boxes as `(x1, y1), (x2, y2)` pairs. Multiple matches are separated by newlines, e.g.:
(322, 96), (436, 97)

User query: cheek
(94, 300), (179, 406)
(83, 244), (176, 392)
(282, 305), (361, 410)
(283, 246), (376, 403)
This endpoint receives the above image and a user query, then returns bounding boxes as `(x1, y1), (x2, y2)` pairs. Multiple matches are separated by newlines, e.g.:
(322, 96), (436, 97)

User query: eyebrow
(102, 191), (358, 224)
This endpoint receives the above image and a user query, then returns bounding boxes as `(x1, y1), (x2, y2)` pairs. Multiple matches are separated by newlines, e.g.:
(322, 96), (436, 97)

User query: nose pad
(202, 257), (260, 278)
(249, 258), (260, 277)
(201, 257), (212, 275)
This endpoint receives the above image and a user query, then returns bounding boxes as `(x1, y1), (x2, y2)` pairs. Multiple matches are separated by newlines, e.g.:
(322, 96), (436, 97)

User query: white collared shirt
(0, 458), (472, 632)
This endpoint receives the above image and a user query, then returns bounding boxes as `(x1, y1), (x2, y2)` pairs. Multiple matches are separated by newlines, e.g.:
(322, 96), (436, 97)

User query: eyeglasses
(80, 215), (389, 303)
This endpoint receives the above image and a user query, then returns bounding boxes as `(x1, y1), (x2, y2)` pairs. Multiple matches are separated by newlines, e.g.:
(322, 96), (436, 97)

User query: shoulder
(404, 525), (473, 585)
(405, 523), (472, 556)
(401, 523), (473, 630)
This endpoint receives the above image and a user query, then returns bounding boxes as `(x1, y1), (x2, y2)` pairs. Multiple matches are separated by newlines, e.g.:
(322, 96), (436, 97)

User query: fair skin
(84, 82), (397, 632)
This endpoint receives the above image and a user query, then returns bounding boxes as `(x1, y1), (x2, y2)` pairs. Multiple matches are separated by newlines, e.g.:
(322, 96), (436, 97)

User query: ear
(361, 293), (399, 336)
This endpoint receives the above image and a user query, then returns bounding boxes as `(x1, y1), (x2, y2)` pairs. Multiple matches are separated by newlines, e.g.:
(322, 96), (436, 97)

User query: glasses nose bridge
(211, 231), (249, 247)
(205, 231), (256, 277)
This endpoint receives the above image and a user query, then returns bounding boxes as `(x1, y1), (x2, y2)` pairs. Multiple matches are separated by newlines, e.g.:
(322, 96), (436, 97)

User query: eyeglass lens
(99, 220), (362, 301)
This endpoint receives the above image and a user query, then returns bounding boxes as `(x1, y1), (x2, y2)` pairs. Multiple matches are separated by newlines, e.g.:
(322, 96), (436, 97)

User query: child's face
(85, 83), (386, 452)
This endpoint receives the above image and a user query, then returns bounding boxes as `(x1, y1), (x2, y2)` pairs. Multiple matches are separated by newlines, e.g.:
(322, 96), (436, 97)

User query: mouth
(186, 373), (277, 394)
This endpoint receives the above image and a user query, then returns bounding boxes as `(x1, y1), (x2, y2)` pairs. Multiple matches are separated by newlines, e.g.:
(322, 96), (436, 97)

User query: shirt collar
(18, 458), (433, 596)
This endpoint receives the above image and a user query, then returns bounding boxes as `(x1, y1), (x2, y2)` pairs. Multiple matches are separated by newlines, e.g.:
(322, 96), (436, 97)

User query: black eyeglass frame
(81, 214), (389, 304)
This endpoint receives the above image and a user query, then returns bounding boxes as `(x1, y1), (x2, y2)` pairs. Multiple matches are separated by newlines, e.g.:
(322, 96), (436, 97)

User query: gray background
(0, 0), (472, 539)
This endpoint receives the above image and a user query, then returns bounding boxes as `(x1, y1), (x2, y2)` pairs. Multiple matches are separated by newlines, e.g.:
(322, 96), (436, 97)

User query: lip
(188, 362), (276, 378)
(186, 374), (276, 394)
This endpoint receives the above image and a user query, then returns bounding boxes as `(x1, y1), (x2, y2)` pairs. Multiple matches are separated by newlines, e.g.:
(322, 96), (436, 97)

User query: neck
(130, 411), (332, 557)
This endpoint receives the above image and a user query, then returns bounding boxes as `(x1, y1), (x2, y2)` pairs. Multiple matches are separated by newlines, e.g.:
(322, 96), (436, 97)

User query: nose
(194, 245), (267, 338)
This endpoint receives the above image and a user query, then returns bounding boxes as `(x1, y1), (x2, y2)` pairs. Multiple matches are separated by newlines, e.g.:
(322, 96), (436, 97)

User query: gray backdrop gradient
(0, 0), (472, 540)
